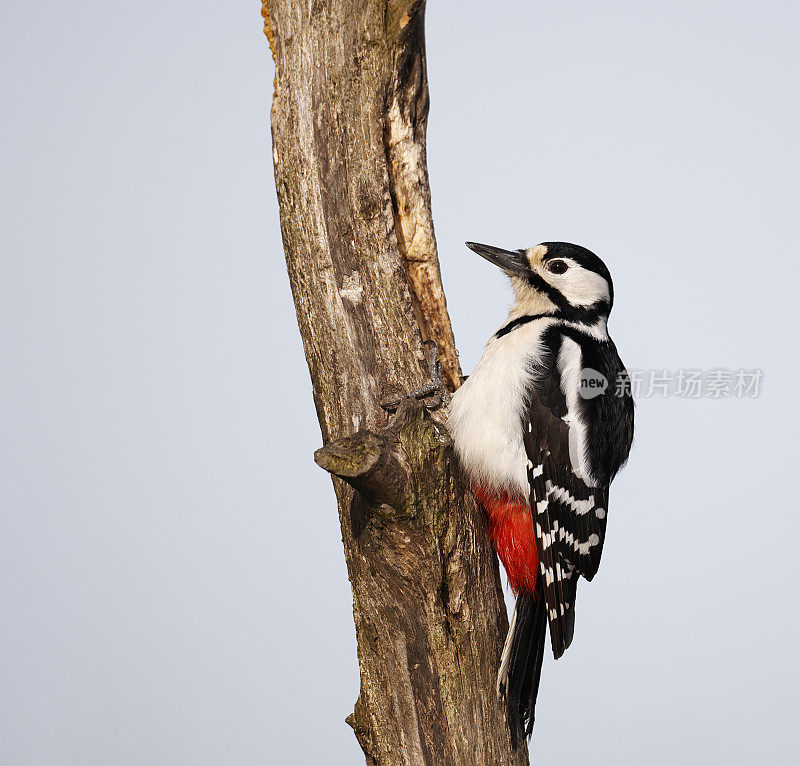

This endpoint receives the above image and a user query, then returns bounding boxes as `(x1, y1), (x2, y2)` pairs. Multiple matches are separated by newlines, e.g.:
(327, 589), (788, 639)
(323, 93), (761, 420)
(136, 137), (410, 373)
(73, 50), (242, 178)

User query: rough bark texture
(263, 1), (527, 763)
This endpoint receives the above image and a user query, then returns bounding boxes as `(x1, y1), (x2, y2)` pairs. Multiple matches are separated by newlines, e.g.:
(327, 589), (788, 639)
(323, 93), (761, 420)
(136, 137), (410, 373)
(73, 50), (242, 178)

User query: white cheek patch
(548, 262), (610, 308)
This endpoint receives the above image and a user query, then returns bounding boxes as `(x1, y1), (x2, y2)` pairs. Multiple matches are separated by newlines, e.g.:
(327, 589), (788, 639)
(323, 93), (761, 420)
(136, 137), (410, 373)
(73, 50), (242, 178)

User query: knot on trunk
(314, 398), (452, 521)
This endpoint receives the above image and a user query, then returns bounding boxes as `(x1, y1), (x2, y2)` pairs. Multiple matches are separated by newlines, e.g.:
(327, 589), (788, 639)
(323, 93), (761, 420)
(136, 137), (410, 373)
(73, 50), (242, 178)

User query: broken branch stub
(314, 398), (450, 521)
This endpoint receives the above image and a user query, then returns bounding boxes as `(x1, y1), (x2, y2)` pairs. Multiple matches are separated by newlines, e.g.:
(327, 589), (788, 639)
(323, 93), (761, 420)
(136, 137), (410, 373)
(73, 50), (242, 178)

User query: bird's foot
(382, 340), (451, 412)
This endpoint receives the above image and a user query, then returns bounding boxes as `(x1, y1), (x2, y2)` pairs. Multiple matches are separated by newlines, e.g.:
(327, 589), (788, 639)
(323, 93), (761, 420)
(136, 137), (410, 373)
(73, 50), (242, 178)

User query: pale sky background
(2, 2), (799, 765)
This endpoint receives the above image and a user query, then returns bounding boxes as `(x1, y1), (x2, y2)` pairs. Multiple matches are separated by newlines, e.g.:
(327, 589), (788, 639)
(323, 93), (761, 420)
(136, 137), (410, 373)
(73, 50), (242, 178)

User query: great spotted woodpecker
(448, 241), (634, 743)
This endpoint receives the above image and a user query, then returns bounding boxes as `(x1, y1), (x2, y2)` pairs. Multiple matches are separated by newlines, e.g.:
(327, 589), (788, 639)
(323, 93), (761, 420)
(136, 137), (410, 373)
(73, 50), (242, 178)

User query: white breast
(447, 319), (555, 497)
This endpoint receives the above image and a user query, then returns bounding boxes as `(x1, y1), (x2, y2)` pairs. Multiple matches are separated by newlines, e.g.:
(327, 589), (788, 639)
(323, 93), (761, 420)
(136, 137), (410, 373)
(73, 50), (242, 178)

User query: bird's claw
(381, 340), (451, 412)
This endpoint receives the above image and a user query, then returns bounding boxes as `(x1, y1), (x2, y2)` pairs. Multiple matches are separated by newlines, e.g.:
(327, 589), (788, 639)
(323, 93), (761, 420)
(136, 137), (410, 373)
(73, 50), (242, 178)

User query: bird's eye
(547, 259), (569, 275)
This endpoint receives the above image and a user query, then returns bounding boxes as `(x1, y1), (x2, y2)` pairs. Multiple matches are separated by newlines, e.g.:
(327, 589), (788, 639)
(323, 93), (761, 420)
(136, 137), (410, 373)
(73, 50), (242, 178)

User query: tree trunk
(262, 2), (527, 763)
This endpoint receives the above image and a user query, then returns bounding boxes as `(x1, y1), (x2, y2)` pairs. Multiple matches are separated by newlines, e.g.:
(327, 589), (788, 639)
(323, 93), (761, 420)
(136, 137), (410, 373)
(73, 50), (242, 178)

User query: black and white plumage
(448, 241), (634, 741)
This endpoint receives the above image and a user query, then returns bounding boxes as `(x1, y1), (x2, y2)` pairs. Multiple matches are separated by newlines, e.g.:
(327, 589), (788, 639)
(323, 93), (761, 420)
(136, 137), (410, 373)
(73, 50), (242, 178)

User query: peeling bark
(263, 2), (527, 763)
(383, 5), (460, 392)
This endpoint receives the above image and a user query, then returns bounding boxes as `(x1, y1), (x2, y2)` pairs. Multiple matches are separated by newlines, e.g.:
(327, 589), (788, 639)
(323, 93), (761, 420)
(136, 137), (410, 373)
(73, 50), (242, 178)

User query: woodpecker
(448, 241), (634, 743)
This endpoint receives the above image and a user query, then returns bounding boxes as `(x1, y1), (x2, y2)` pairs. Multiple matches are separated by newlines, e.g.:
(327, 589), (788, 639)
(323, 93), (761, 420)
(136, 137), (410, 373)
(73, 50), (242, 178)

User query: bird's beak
(465, 242), (529, 277)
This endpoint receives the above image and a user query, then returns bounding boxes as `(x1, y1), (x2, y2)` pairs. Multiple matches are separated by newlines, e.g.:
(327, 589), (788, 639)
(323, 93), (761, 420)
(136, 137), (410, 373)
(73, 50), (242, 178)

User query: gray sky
(2, 2), (798, 765)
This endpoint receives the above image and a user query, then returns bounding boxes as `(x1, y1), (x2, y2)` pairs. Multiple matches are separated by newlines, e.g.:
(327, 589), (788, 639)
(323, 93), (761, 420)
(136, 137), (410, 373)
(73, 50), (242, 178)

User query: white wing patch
(556, 337), (596, 486)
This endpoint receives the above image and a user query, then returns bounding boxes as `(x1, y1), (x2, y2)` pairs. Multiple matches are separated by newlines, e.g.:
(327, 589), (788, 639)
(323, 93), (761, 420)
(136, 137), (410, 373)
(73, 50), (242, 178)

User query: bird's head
(465, 241), (614, 324)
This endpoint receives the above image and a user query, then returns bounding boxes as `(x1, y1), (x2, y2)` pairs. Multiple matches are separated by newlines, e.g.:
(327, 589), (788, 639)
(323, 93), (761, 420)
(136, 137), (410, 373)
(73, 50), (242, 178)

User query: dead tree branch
(263, 1), (527, 762)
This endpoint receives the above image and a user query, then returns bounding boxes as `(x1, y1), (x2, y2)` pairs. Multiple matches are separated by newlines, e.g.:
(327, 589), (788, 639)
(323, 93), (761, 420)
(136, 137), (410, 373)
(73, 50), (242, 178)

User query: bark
(262, 2), (527, 763)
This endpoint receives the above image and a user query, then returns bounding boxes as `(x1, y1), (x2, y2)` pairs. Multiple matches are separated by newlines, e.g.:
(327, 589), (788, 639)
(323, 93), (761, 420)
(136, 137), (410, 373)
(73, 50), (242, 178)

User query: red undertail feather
(474, 484), (539, 596)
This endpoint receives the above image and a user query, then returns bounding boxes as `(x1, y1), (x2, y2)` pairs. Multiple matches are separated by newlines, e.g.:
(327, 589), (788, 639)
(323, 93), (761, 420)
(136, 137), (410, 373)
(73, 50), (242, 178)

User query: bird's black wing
(524, 332), (615, 659)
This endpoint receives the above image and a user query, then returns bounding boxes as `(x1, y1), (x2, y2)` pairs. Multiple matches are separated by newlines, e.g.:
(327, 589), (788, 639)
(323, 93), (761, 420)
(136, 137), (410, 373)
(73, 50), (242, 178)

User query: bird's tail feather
(497, 585), (548, 746)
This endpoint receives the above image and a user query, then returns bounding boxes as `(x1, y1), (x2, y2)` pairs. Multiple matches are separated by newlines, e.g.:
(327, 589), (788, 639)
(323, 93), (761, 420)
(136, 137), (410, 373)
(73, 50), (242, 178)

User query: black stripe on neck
(558, 303), (608, 325)
(495, 313), (552, 338)
(526, 271), (567, 308)
(495, 306), (608, 339)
